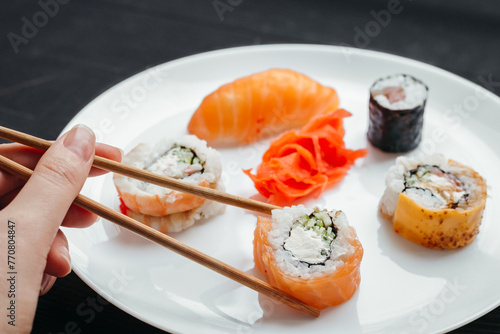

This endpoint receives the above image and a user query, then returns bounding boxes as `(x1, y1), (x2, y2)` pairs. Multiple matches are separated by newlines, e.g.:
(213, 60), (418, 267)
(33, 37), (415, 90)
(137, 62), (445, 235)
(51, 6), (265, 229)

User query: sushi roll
(367, 74), (429, 152)
(119, 183), (226, 233)
(114, 135), (225, 232)
(379, 154), (487, 249)
(253, 205), (363, 309)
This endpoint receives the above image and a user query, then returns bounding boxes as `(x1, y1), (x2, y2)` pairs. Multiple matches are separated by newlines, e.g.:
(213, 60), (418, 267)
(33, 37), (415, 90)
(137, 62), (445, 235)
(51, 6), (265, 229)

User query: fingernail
(63, 125), (96, 162)
(59, 245), (72, 276)
(40, 273), (52, 295)
(118, 148), (124, 161)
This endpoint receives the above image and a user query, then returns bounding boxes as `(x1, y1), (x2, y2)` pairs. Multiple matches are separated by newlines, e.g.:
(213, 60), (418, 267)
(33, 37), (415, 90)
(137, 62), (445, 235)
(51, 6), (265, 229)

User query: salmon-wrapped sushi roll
(114, 135), (225, 232)
(254, 206), (363, 310)
(379, 154), (487, 249)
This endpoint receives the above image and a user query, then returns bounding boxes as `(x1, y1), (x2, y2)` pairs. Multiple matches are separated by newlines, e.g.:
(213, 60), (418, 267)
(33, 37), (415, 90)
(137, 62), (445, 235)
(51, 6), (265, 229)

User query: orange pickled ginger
(244, 109), (368, 204)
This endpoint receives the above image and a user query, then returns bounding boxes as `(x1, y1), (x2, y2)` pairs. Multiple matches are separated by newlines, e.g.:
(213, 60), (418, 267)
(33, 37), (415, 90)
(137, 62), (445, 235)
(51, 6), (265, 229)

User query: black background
(1, 0), (499, 333)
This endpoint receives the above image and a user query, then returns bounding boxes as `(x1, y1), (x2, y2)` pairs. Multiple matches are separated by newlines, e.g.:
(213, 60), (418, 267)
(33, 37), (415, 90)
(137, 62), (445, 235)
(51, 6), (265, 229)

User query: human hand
(0, 125), (122, 333)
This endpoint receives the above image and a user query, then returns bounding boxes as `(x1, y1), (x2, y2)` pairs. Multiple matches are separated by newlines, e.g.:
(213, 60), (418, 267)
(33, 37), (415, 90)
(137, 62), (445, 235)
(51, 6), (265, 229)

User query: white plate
(62, 44), (500, 334)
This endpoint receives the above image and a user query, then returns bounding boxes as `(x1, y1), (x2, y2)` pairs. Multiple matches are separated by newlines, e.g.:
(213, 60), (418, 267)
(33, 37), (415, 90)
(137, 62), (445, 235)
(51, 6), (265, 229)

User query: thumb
(0, 124), (96, 330)
(6, 124), (95, 246)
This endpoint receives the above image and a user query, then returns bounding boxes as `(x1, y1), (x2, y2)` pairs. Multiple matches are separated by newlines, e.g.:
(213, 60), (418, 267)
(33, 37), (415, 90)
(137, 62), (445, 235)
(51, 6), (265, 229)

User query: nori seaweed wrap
(367, 74), (429, 152)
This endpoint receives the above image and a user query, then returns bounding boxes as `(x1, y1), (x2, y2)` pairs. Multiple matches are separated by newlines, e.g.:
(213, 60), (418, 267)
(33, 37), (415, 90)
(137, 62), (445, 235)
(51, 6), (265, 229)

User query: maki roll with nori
(367, 74), (429, 152)
(379, 154), (487, 249)
(253, 206), (363, 309)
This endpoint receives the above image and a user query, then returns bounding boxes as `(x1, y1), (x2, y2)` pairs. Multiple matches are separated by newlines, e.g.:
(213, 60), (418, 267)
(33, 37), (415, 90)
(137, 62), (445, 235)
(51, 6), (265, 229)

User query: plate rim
(62, 43), (500, 334)
(65, 44), (500, 122)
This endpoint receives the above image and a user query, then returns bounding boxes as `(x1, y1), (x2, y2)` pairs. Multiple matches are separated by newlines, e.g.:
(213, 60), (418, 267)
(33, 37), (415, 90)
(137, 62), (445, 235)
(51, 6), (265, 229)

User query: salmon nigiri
(187, 69), (339, 146)
(254, 206), (363, 310)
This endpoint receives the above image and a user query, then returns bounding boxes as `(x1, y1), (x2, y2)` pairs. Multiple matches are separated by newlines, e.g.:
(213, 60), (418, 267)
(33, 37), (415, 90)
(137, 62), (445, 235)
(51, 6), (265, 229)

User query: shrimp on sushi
(254, 206), (363, 309)
(119, 182), (226, 233)
(113, 135), (222, 218)
(187, 69), (340, 146)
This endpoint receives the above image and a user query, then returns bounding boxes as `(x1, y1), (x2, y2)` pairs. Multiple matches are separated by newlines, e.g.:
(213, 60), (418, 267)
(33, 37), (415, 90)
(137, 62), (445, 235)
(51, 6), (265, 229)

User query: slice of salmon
(187, 69), (339, 146)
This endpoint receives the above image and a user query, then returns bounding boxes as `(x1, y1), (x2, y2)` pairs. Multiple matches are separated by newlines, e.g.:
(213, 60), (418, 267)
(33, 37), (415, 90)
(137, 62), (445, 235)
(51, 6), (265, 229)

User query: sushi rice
(268, 206), (356, 279)
(370, 74), (428, 111)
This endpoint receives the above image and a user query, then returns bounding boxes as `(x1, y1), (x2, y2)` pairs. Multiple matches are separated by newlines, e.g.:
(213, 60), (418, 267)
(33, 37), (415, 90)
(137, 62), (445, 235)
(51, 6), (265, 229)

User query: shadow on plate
(376, 211), (497, 281)
(198, 266), (363, 333)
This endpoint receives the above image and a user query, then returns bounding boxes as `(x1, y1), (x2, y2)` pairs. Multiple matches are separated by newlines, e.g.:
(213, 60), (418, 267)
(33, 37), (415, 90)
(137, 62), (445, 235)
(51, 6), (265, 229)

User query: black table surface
(2, 0), (500, 333)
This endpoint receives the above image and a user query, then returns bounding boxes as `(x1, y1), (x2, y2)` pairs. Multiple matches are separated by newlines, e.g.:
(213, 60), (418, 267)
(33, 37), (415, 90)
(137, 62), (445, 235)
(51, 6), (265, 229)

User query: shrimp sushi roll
(114, 135), (225, 232)
(367, 74), (429, 152)
(188, 69), (339, 146)
(379, 154), (487, 249)
(119, 183), (226, 233)
(254, 206), (363, 310)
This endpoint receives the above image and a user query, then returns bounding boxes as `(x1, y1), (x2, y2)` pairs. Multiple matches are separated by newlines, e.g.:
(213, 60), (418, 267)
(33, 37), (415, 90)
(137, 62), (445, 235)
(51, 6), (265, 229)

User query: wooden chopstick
(0, 154), (320, 317)
(0, 125), (281, 215)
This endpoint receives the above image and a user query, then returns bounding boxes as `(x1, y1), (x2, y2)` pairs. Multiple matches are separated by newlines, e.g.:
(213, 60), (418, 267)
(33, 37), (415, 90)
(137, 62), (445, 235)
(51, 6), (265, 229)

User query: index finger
(0, 142), (122, 196)
(89, 143), (123, 176)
